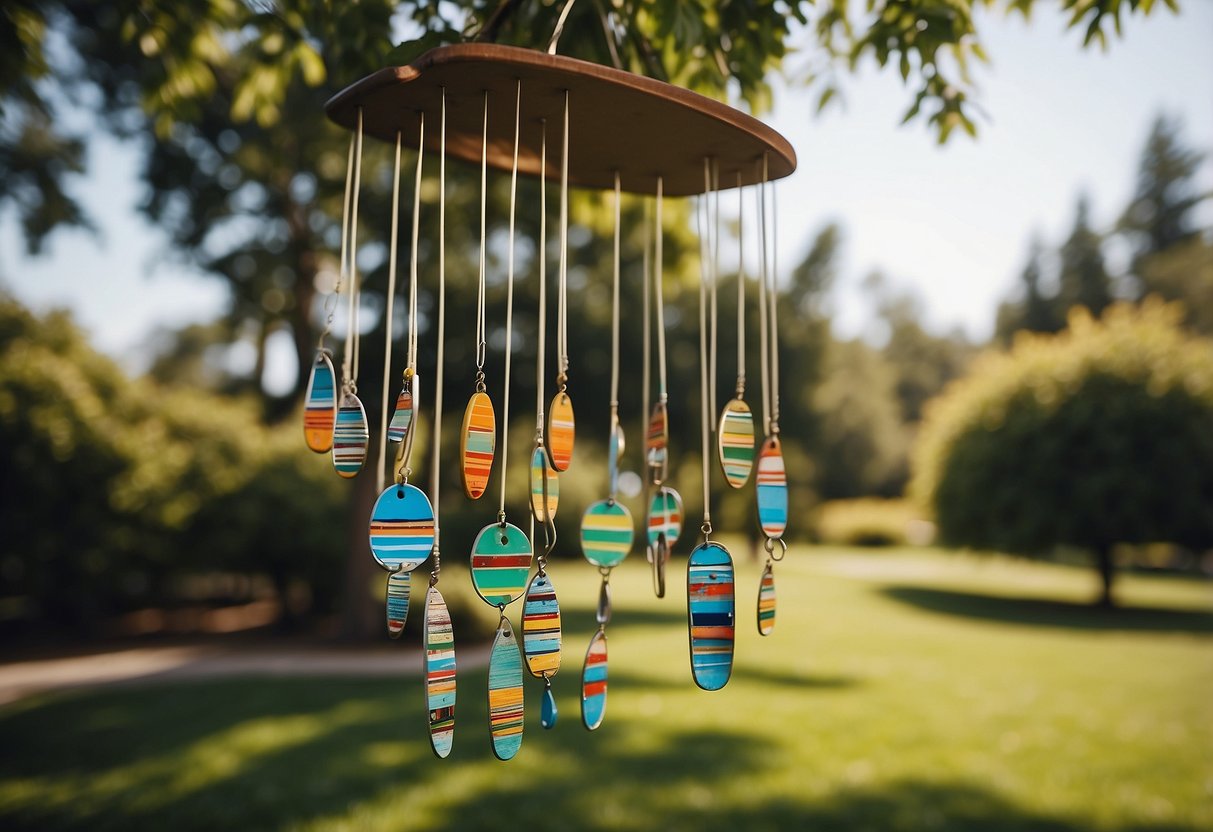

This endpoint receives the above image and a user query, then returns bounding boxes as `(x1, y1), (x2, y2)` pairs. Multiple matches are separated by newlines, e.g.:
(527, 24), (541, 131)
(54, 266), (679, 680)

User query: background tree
(912, 300), (1213, 607)
(1056, 193), (1113, 318)
(995, 235), (1062, 342)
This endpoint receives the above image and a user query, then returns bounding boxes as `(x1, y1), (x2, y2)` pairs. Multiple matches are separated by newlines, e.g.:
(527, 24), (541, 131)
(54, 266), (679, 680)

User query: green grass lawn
(1, 545), (1210, 831)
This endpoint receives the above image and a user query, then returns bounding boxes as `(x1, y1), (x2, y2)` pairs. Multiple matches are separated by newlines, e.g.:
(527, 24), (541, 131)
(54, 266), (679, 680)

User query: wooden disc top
(324, 44), (795, 196)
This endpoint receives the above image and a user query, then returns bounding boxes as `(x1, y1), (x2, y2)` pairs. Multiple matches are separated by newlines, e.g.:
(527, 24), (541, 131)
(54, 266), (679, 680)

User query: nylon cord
(345, 109), (365, 387)
(432, 90), (447, 568)
(407, 113), (424, 373)
(709, 158), (719, 420)
(557, 90), (570, 379)
(736, 172), (745, 393)
(609, 170), (621, 500)
(376, 130), (403, 487)
(641, 198), (650, 460)
(536, 123), (547, 434)
(498, 79), (521, 516)
(697, 168), (712, 532)
(769, 168), (780, 430)
(655, 177), (666, 399)
(757, 158), (771, 435)
(324, 133), (355, 349)
(475, 92), (488, 381)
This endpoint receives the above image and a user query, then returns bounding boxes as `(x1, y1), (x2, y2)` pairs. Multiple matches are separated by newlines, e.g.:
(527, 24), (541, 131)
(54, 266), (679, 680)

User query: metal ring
(766, 536), (788, 562)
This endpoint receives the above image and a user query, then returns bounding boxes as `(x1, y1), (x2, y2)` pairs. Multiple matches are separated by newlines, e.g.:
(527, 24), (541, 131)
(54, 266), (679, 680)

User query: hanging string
(321, 133), (356, 348)
(536, 123), (548, 437)
(557, 90), (570, 385)
(344, 108), (365, 388)
(407, 111), (425, 374)
(709, 158), (720, 420)
(547, 0), (579, 54)
(498, 78), (522, 519)
(735, 172), (745, 395)
(757, 157), (771, 436)
(376, 129), (404, 486)
(609, 170), (621, 500)
(475, 91), (489, 390)
(769, 167), (780, 431)
(431, 91), (447, 580)
(697, 166), (712, 536)
(656, 176), (666, 401)
(641, 198), (650, 453)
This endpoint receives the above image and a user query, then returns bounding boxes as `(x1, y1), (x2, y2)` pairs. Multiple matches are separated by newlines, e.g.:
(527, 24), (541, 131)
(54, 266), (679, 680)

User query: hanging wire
(709, 158), (720, 420)
(736, 171), (745, 395)
(557, 90), (570, 384)
(609, 170), (621, 501)
(344, 108), (365, 388)
(498, 78), (522, 519)
(376, 129), (404, 486)
(431, 90), (447, 582)
(697, 163), (712, 536)
(656, 176), (666, 401)
(641, 197), (650, 460)
(407, 111), (424, 374)
(769, 166), (780, 431)
(536, 122), (548, 438)
(321, 134), (356, 348)
(475, 92), (489, 389)
(547, 0), (579, 54)
(757, 156), (772, 436)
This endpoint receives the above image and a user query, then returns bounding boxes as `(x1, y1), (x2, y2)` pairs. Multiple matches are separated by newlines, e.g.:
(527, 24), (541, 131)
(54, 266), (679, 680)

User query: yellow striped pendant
(529, 445), (559, 524)
(717, 397), (756, 489)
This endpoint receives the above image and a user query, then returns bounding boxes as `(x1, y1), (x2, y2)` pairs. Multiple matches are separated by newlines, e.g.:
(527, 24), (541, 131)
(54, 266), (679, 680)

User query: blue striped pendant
(368, 483), (435, 572)
(387, 372), (418, 444)
(332, 393), (369, 478)
(386, 569), (409, 639)
(522, 573), (561, 678)
(303, 351), (336, 453)
(687, 541), (735, 691)
(581, 629), (608, 731)
(756, 435), (788, 539)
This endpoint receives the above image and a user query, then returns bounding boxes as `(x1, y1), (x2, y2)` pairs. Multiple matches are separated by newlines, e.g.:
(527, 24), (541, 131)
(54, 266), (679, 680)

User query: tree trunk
(1095, 544), (1116, 608)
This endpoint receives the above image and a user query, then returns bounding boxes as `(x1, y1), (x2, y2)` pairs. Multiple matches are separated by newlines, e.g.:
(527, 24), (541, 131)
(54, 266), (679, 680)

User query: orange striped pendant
(546, 392), (575, 472)
(459, 391), (495, 499)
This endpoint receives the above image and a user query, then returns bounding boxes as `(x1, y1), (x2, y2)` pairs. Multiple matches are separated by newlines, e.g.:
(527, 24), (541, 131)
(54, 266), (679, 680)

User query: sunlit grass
(1, 545), (1209, 831)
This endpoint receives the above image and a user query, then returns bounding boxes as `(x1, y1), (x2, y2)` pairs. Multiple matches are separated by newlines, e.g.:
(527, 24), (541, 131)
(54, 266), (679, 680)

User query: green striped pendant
(580, 500), (633, 569)
(717, 397), (756, 489)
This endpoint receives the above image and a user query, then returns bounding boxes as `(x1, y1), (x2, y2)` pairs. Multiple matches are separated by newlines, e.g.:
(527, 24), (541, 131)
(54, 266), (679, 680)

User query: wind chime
(308, 20), (795, 760)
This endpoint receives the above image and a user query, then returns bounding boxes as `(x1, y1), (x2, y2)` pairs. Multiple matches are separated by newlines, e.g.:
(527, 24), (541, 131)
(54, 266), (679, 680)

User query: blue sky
(2, 4), (1210, 383)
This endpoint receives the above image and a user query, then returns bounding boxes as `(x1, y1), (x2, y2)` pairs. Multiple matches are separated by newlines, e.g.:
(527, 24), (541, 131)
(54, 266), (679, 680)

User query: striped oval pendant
(386, 569), (409, 639)
(757, 563), (776, 636)
(546, 392), (575, 472)
(581, 629), (608, 731)
(717, 397), (756, 489)
(332, 393), (369, 478)
(529, 445), (559, 524)
(470, 522), (532, 607)
(488, 617), (524, 761)
(522, 573), (561, 677)
(756, 435), (788, 539)
(646, 486), (683, 549)
(424, 586), (456, 759)
(580, 500), (633, 569)
(387, 373), (418, 444)
(460, 391), (496, 499)
(303, 351), (337, 453)
(645, 401), (668, 482)
(687, 541), (735, 692)
(368, 483), (435, 572)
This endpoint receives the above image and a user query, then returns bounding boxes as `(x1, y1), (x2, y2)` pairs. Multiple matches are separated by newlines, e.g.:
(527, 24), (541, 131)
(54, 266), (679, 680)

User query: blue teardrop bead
(541, 685), (558, 729)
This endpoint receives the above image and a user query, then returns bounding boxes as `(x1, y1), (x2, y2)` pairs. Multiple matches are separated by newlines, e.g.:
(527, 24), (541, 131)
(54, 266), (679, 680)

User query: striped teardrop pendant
(332, 392), (369, 478)
(303, 351), (337, 453)
(460, 391), (496, 499)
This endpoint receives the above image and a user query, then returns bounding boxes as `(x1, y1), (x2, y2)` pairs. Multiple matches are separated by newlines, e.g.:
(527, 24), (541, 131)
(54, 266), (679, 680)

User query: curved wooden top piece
(324, 44), (795, 196)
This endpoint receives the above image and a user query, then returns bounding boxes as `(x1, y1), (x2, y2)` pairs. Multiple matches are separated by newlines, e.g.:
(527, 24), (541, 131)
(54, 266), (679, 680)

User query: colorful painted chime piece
(424, 586), (456, 758)
(386, 569), (409, 639)
(303, 351), (337, 453)
(487, 617), (525, 760)
(646, 401), (668, 474)
(687, 541), (736, 691)
(580, 500), (633, 569)
(581, 629), (608, 731)
(470, 523), (532, 607)
(529, 446), (559, 522)
(332, 393), (370, 477)
(460, 391), (496, 499)
(647, 487), (684, 549)
(757, 562), (776, 636)
(523, 572), (562, 729)
(547, 392), (575, 472)
(388, 373), (418, 444)
(369, 484), (436, 572)
(756, 436), (788, 539)
(718, 397), (756, 488)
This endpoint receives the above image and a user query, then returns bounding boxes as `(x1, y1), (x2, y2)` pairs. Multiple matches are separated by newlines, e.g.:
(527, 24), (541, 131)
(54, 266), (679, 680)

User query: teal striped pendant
(470, 523), (532, 607)
(687, 541), (735, 692)
(580, 500), (633, 569)
(581, 629), (608, 731)
(488, 617), (524, 761)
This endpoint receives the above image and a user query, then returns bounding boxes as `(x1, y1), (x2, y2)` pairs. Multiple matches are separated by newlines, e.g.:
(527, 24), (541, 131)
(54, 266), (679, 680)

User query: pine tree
(1057, 194), (1112, 318)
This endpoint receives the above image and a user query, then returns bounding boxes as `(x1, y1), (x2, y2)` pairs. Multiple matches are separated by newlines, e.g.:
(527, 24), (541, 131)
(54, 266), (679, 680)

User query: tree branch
(475, 0), (528, 43)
